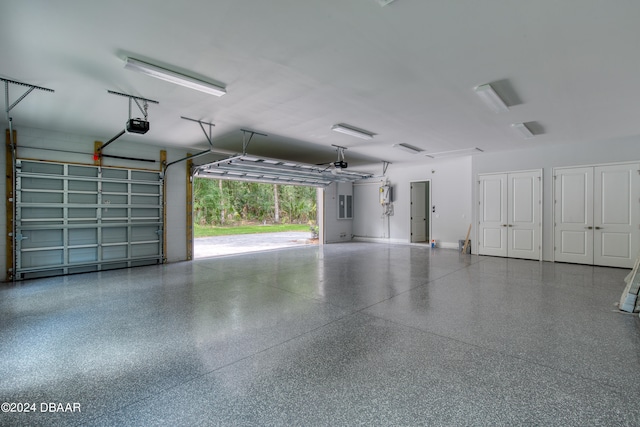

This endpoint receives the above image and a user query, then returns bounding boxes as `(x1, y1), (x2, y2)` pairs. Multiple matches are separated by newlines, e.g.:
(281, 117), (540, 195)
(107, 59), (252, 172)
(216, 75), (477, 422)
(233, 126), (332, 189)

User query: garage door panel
(102, 262), (128, 270)
(103, 169), (128, 179)
(21, 162), (63, 174)
(131, 226), (159, 242)
(103, 208), (128, 219)
(102, 194), (128, 204)
(131, 208), (160, 218)
(132, 183), (160, 195)
(15, 160), (163, 279)
(68, 208), (97, 219)
(132, 195), (160, 205)
(21, 177), (64, 191)
(21, 249), (63, 268)
(69, 228), (97, 246)
(130, 259), (159, 268)
(24, 220), (63, 226)
(22, 192), (63, 204)
(22, 207), (63, 219)
(103, 245), (128, 260)
(102, 182), (127, 192)
(68, 165), (98, 178)
(132, 243), (160, 257)
(23, 269), (65, 280)
(68, 193), (98, 204)
(69, 248), (98, 263)
(68, 266), (98, 275)
(103, 228), (127, 244)
(68, 180), (97, 192)
(21, 229), (63, 249)
(131, 171), (159, 181)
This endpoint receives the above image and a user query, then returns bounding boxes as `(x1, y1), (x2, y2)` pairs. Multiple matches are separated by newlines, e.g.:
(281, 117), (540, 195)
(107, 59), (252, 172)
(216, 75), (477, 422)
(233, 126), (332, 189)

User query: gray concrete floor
(194, 231), (315, 258)
(1, 243), (640, 426)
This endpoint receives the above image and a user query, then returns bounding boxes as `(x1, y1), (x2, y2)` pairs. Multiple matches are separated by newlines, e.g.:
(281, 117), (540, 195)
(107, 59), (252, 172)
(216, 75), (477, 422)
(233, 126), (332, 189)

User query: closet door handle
(585, 226), (593, 230)
(595, 226), (602, 230)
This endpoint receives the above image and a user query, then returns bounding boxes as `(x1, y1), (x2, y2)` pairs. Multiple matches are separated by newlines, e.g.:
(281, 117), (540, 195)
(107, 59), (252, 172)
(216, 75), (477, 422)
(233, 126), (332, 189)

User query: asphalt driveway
(194, 231), (317, 258)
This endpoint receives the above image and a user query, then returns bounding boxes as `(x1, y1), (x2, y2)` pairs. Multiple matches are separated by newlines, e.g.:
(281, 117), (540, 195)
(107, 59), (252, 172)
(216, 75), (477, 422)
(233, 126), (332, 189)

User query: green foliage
(194, 223), (310, 238)
(193, 178), (317, 226)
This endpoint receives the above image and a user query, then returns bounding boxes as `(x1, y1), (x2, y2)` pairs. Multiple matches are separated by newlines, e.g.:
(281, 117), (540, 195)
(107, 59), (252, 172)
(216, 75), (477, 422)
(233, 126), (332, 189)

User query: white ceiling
(2, 0), (640, 169)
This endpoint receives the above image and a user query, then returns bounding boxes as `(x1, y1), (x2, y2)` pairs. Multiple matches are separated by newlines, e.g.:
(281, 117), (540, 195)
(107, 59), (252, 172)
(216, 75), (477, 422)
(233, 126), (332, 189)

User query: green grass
(194, 223), (311, 238)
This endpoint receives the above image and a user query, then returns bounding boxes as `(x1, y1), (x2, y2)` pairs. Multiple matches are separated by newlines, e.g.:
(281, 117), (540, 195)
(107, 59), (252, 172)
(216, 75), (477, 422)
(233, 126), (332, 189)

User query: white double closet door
(554, 163), (640, 268)
(478, 170), (542, 260)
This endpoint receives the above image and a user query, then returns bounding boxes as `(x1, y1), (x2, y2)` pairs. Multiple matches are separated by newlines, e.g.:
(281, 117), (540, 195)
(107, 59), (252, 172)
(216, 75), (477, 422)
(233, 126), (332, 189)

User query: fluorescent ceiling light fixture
(393, 143), (423, 154)
(474, 84), (508, 113)
(511, 122), (534, 139)
(331, 123), (375, 140)
(123, 57), (226, 97)
(425, 147), (484, 159)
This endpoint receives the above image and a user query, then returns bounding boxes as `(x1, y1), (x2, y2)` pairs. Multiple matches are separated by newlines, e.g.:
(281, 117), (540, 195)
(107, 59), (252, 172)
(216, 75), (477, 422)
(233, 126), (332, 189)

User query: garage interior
(2, 1), (640, 425)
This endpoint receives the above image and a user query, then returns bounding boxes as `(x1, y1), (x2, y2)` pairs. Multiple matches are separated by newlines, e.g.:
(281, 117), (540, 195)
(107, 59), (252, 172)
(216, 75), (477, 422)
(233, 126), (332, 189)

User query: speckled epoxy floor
(1, 243), (640, 426)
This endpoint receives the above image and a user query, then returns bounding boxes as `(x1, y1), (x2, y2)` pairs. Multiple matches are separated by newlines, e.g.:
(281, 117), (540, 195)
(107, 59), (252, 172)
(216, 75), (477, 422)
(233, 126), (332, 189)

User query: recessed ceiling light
(393, 143), (423, 154)
(123, 57), (226, 97)
(511, 122), (534, 138)
(331, 124), (375, 140)
(474, 83), (508, 113)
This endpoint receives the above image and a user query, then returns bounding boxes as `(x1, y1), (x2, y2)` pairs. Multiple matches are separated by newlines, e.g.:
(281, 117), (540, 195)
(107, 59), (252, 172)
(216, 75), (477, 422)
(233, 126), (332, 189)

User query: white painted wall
(472, 136), (640, 261)
(353, 156), (473, 249)
(164, 154), (188, 263)
(323, 181), (354, 243)
(0, 126), (190, 280)
(353, 179), (389, 240)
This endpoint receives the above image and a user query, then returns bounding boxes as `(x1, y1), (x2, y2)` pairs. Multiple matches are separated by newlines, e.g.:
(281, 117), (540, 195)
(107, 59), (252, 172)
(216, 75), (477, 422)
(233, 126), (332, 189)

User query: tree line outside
(193, 178), (317, 227)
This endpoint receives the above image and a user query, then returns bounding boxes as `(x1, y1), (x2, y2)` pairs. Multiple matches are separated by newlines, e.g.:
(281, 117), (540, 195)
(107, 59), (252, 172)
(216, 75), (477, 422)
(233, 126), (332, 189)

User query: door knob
(585, 226), (593, 230)
(595, 226), (602, 230)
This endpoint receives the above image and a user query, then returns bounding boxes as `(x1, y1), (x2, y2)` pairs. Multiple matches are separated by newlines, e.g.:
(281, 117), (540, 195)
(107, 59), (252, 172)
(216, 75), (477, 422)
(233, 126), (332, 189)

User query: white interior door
(593, 164), (640, 268)
(410, 182), (427, 243)
(507, 171), (541, 260)
(478, 174), (507, 256)
(554, 167), (594, 265)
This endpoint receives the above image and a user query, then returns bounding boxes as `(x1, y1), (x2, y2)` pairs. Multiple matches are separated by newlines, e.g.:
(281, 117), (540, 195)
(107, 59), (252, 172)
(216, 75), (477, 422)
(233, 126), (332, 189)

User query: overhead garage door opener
(95, 90), (159, 159)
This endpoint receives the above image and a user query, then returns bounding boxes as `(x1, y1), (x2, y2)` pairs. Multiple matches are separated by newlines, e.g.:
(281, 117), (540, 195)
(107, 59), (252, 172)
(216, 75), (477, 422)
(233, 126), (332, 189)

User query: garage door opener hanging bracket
(3, 77), (54, 145)
(164, 117), (218, 173)
(382, 161), (391, 176)
(240, 129), (268, 155)
(3, 77), (54, 281)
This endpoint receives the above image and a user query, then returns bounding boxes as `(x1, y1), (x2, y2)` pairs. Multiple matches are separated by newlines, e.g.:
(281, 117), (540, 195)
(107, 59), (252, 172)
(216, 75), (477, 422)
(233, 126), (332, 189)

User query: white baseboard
(352, 236), (459, 249)
(352, 236), (406, 244)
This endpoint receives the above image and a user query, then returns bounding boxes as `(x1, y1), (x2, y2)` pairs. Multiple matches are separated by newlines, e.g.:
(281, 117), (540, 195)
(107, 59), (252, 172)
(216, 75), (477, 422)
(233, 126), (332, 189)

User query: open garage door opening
(192, 178), (321, 258)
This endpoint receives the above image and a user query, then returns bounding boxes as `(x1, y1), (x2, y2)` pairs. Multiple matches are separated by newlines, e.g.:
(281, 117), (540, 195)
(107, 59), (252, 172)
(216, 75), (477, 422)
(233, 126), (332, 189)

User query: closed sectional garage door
(15, 160), (163, 279)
